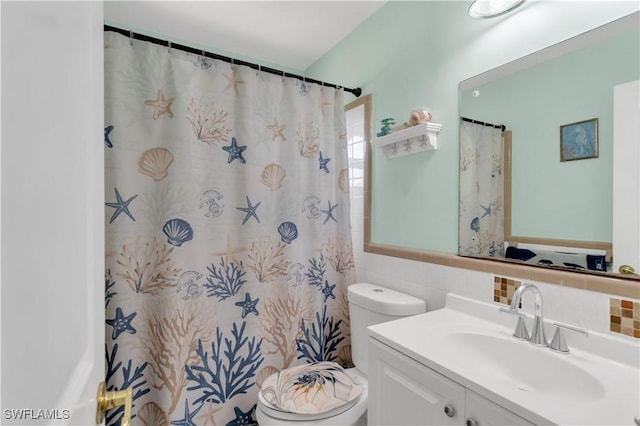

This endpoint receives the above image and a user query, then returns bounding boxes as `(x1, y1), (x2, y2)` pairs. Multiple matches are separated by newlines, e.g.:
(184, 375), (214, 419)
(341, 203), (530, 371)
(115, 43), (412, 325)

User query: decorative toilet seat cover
(259, 361), (363, 419)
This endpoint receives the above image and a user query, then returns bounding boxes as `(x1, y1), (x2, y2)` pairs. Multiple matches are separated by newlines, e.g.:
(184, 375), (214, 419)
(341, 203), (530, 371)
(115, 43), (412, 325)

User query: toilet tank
(347, 283), (426, 375)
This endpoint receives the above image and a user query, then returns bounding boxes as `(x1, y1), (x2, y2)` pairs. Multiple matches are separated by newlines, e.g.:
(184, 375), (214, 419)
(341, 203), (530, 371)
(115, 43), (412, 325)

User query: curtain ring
(231, 58), (235, 70)
(129, 30), (133, 46)
(167, 40), (171, 53)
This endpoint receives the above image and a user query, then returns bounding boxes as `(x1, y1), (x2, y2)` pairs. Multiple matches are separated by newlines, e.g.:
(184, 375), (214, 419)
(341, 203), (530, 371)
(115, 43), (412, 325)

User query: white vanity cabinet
(368, 338), (533, 426)
(465, 391), (533, 426)
(368, 337), (464, 425)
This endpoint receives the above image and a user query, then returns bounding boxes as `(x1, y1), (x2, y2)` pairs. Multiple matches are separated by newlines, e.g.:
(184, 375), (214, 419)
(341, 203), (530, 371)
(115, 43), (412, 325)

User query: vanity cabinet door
(368, 338), (465, 426)
(465, 390), (534, 426)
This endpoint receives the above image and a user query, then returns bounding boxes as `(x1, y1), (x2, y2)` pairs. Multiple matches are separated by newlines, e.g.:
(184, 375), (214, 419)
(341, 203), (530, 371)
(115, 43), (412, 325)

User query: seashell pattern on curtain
(104, 31), (355, 426)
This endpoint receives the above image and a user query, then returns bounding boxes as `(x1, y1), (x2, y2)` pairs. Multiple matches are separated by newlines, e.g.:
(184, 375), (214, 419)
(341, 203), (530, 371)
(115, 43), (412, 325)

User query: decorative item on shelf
(372, 108), (441, 159)
(411, 108), (432, 124)
(393, 108), (432, 132)
(377, 118), (396, 137)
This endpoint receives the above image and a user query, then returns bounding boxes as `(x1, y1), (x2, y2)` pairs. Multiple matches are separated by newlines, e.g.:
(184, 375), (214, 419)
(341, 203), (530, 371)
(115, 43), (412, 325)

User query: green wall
(461, 29), (639, 243)
(306, 1), (639, 254)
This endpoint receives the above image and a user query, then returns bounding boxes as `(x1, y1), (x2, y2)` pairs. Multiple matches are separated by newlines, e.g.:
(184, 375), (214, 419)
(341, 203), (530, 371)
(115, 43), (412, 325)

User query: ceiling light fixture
(469, 0), (525, 18)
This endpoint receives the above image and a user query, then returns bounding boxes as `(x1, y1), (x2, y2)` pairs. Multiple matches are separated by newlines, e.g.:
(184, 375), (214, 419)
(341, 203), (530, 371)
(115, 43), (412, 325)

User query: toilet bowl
(256, 283), (426, 425)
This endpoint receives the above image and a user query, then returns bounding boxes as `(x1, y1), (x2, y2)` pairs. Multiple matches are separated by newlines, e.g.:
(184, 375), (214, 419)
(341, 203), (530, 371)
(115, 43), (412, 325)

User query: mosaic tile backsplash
(495, 276), (640, 340)
(610, 298), (640, 338)
(493, 276), (522, 306)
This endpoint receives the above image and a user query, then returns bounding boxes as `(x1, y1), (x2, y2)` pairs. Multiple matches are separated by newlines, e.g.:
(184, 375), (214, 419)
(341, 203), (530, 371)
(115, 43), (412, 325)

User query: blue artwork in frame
(560, 118), (599, 162)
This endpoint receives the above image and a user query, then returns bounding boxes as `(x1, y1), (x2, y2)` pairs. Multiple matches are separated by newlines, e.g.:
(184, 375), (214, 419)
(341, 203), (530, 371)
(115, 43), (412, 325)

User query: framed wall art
(560, 118), (599, 162)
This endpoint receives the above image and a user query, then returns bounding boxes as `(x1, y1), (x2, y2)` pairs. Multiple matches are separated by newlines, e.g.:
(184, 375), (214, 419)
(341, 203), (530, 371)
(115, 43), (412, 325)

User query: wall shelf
(372, 122), (442, 159)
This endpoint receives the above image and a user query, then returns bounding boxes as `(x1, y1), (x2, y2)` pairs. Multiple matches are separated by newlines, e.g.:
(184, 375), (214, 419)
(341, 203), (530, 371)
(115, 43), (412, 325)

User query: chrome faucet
(509, 283), (548, 347)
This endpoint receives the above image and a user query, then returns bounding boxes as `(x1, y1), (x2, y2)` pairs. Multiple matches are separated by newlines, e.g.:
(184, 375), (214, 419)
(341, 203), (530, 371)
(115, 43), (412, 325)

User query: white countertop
(368, 294), (640, 426)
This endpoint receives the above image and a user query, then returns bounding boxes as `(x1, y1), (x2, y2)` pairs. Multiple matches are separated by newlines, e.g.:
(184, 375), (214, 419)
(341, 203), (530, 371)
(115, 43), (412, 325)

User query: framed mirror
(458, 11), (639, 278)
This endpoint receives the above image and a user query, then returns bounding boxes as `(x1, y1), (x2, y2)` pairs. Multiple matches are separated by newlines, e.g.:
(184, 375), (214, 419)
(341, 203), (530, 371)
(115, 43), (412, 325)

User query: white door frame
(612, 80), (640, 274)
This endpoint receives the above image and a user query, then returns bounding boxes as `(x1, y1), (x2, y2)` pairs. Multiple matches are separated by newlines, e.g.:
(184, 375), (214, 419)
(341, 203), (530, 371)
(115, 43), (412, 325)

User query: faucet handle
(549, 322), (588, 353)
(499, 307), (529, 340)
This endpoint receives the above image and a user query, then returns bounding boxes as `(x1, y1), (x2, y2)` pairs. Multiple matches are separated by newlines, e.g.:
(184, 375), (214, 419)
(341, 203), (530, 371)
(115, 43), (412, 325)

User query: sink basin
(439, 332), (606, 402)
(368, 293), (640, 425)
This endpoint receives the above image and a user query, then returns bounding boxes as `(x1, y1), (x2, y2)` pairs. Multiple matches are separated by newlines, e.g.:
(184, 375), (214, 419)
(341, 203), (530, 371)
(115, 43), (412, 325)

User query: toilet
(256, 283), (427, 425)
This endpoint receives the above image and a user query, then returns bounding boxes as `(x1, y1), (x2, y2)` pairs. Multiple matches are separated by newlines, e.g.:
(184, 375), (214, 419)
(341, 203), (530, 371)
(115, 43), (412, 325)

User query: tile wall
(493, 276), (521, 306)
(349, 191), (640, 340)
(610, 298), (640, 338)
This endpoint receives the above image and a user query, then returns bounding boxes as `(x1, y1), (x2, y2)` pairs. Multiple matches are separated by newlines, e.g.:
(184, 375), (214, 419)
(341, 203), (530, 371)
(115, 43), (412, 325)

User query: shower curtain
(104, 31), (355, 425)
(459, 120), (505, 257)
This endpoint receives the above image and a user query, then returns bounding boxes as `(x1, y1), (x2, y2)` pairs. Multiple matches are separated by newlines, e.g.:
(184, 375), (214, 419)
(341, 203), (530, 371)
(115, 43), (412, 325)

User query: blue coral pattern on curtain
(104, 31), (355, 426)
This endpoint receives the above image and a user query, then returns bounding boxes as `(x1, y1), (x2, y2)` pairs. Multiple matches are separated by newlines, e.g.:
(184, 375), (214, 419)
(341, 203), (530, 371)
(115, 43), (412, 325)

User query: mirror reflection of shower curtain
(104, 31), (355, 425)
(459, 120), (505, 257)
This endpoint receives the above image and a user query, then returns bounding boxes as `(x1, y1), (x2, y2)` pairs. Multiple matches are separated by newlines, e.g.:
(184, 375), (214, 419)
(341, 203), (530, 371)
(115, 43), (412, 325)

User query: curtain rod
(104, 25), (362, 98)
(461, 116), (506, 131)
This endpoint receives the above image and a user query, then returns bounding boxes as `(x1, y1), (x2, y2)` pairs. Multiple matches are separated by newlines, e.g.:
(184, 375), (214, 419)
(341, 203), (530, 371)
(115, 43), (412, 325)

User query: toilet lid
(259, 362), (363, 421)
(258, 389), (361, 421)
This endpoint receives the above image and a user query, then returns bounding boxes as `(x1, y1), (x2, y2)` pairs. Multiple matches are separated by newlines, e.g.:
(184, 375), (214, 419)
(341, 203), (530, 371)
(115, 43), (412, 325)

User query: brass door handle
(619, 265), (639, 276)
(96, 382), (132, 426)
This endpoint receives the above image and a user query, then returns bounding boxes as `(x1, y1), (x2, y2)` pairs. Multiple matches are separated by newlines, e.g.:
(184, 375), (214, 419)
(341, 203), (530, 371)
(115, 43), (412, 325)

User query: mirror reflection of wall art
(560, 118), (599, 162)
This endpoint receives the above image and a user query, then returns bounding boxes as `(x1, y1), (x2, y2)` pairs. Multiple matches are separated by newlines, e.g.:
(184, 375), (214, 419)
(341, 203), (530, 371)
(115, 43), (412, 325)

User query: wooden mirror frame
(348, 96), (640, 300)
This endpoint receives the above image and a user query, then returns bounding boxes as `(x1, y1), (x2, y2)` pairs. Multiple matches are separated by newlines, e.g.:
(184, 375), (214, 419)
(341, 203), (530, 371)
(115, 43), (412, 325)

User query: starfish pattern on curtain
(459, 120), (505, 257)
(104, 31), (355, 426)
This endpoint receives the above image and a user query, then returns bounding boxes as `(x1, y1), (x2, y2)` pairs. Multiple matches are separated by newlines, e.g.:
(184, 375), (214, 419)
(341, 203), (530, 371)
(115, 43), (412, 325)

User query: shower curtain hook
(231, 58), (235, 69)
(167, 41), (171, 53)
(129, 30), (133, 46)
